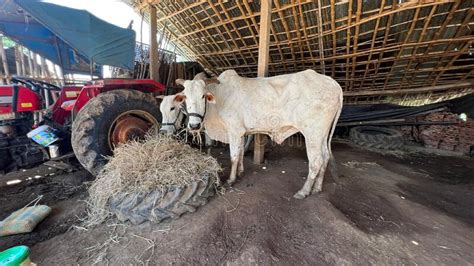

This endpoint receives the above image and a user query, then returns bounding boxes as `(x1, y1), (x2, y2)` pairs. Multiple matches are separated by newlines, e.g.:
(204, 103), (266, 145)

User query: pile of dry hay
(85, 133), (221, 226)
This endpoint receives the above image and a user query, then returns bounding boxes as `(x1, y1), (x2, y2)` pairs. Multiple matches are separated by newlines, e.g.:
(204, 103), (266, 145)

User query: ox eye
(170, 107), (176, 111)
(202, 94), (205, 99)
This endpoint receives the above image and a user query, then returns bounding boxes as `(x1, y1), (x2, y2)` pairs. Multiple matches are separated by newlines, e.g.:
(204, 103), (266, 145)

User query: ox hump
(218, 70), (239, 81)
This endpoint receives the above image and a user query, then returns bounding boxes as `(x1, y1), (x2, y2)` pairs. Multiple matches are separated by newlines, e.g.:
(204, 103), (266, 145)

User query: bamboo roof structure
(127, 0), (474, 105)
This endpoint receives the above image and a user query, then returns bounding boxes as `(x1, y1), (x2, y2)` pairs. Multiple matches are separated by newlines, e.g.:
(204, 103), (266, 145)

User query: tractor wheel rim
(108, 110), (158, 150)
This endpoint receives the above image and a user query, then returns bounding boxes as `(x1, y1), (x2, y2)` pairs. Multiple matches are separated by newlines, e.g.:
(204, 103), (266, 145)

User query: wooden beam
(149, 4), (159, 82)
(254, 0), (272, 165)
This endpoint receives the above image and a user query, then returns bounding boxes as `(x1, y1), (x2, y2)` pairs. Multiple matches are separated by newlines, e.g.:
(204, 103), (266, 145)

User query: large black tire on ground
(71, 90), (161, 176)
(349, 126), (403, 150)
(108, 176), (215, 225)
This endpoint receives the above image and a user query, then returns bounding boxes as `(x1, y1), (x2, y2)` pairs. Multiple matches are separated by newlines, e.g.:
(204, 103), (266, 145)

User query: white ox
(175, 69), (343, 199)
(159, 72), (207, 135)
(158, 95), (186, 135)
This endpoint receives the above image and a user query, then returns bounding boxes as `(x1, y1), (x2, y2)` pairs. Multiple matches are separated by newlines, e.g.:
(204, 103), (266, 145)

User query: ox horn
(204, 79), (220, 85)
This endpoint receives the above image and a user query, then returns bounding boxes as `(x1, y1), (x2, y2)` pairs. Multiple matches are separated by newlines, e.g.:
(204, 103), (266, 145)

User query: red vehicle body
(0, 77), (166, 172)
(46, 79), (165, 125)
(72, 79), (165, 113)
(0, 85), (43, 114)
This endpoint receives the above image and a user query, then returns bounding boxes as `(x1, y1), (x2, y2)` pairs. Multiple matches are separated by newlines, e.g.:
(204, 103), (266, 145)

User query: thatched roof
(127, 0), (474, 105)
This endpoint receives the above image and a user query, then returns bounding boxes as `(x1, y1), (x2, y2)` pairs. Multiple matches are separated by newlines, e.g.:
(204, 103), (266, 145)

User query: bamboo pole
(254, 0), (272, 165)
(149, 4), (159, 82)
(317, 0), (326, 75)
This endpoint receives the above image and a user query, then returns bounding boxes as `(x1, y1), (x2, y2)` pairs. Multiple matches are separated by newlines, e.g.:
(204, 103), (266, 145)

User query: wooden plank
(254, 0), (272, 165)
(149, 4), (159, 82)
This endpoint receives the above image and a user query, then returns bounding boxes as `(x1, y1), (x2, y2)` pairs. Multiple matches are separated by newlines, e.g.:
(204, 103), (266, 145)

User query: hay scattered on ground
(86, 133), (221, 226)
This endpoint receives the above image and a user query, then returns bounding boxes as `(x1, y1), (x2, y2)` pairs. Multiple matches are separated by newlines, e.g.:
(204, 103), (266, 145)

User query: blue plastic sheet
(0, 0), (135, 75)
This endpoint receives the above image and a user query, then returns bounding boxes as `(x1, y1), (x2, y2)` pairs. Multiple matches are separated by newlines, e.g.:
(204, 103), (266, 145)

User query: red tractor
(0, 77), (165, 174)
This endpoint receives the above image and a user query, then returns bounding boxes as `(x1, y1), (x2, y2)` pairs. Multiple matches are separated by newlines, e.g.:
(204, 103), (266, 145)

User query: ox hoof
(227, 179), (236, 186)
(293, 190), (308, 199)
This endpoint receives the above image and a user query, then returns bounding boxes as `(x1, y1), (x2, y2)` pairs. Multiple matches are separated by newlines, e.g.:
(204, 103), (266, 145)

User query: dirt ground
(1, 139), (473, 265)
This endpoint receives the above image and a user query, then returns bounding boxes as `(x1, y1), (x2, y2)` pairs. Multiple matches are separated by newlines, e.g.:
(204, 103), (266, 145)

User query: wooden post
(149, 4), (159, 82)
(0, 36), (9, 83)
(253, 0), (272, 164)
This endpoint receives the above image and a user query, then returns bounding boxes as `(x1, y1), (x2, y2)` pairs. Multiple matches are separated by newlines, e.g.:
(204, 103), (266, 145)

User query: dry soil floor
(1, 140), (473, 265)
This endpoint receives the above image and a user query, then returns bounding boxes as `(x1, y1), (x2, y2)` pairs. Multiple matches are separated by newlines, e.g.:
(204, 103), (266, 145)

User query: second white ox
(175, 69), (343, 199)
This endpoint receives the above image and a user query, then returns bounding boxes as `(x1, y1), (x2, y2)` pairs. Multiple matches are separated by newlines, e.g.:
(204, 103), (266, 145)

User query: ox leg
(237, 140), (245, 176)
(312, 145), (330, 193)
(204, 133), (213, 154)
(228, 136), (244, 185)
(294, 138), (324, 199)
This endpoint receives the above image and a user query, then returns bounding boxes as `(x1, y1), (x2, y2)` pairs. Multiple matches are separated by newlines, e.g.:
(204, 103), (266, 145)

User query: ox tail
(327, 92), (343, 183)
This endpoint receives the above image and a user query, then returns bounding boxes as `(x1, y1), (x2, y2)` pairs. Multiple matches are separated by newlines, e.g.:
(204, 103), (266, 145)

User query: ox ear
(205, 92), (216, 104)
(176, 79), (186, 86)
(174, 93), (186, 103)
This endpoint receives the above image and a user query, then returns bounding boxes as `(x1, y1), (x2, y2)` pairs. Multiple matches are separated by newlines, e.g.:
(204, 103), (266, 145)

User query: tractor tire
(0, 150), (11, 171)
(71, 90), (161, 176)
(349, 126), (403, 150)
(0, 136), (11, 171)
(108, 176), (215, 225)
